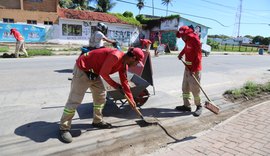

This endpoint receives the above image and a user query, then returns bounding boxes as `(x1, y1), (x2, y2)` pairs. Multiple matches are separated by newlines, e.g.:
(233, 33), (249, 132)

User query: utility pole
(233, 0), (243, 37)
(152, 0), (154, 16)
(237, 0), (243, 37)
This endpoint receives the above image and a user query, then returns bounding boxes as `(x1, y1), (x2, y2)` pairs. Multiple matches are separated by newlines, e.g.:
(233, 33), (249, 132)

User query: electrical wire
(116, 0), (229, 27)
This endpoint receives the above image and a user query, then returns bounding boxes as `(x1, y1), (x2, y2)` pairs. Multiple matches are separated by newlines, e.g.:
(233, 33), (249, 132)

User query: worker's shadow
(13, 101), (139, 144)
(14, 101), (191, 143)
(78, 100), (192, 120)
(54, 69), (73, 73)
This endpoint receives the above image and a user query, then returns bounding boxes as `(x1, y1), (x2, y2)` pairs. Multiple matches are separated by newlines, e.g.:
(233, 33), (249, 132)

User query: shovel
(124, 94), (158, 125)
(180, 59), (220, 114)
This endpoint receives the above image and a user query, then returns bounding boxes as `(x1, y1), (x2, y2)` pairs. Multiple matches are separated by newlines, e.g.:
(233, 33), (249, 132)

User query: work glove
(116, 85), (124, 95)
(178, 54), (182, 60)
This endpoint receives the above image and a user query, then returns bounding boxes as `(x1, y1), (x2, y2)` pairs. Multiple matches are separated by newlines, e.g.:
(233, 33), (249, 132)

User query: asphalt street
(0, 54), (269, 155)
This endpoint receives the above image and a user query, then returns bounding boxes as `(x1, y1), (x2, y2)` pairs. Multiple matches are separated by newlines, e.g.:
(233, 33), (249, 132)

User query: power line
(199, 0), (236, 10)
(116, 0), (229, 27)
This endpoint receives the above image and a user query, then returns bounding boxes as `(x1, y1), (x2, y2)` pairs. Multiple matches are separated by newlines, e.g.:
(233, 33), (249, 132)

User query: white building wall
(45, 18), (140, 46)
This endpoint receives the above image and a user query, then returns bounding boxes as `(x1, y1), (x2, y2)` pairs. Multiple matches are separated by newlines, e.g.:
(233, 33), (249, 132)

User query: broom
(180, 59), (220, 114)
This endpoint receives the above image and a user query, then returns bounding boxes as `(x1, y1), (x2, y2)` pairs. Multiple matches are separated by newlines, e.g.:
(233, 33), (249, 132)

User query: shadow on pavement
(54, 69), (73, 73)
(14, 121), (60, 143)
(166, 136), (197, 145)
(16, 102), (191, 143)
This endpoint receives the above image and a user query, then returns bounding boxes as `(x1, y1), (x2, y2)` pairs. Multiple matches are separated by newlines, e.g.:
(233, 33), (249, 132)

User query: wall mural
(0, 23), (45, 42)
(161, 31), (176, 50)
(150, 31), (177, 50)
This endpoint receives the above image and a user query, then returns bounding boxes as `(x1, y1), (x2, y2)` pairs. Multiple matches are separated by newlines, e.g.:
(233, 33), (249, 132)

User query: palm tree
(59, 0), (95, 10)
(95, 0), (116, 13)
(161, 0), (173, 16)
(137, 0), (144, 15)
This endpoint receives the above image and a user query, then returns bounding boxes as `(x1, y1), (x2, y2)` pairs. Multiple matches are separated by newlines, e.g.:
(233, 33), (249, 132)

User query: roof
(58, 8), (128, 24)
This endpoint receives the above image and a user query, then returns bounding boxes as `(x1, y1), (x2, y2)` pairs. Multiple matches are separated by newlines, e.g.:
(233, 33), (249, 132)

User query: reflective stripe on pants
(60, 65), (106, 130)
(182, 69), (201, 107)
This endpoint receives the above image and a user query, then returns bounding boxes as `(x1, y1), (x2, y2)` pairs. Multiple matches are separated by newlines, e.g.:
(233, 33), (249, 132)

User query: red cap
(128, 47), (144, 67)
(176, 26), (193, 38)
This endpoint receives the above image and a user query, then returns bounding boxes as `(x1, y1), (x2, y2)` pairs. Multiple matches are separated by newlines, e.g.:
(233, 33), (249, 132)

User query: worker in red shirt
(10, 28), (28, 58)
(175, 25), (203, 117)
(140, 39), (152, 52)
(59, 47), (144, 143)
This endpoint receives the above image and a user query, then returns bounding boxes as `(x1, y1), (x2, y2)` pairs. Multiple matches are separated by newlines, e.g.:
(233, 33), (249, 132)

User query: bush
(123, 11), (133, 18)
(111, 13), (141, 26)
(27, 49), (53, 56)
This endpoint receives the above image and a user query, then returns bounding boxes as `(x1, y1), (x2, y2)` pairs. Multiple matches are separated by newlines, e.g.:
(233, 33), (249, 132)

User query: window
(44, 21), (53, 25)
(3, 18), (14, 23)
(27, 20), (37, 24)
(27, 0), (43, 2)
(62, 24), (82, 36)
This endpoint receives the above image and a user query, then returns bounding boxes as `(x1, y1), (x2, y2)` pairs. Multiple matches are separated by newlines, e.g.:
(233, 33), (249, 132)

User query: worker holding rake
(175, 25), (203, 117)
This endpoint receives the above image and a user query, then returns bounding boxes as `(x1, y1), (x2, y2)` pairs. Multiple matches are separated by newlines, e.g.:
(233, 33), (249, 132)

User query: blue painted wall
(0, 23), (46, 42)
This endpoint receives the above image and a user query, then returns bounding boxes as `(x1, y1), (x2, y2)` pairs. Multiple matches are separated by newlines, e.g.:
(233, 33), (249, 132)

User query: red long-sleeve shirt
(178, 33), (202, 72)
(10, 29), (24, 41)
(76, 47), (134, 101)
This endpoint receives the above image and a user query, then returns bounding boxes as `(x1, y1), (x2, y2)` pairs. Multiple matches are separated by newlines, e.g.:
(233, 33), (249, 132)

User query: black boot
(92, 121), (112, 129)
(175, 105), (191, 112)
(193, 105), (202, 117)
(60, 130), (73, 143)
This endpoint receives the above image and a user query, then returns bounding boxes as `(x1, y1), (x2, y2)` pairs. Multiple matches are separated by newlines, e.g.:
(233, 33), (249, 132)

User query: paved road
(146, 100), (270, 156)
(0, 54), (269, 155)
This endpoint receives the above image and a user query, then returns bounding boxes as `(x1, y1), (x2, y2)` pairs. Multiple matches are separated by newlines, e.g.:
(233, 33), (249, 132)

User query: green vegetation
(123, 11), (133, 18)
(27, 49), (53, 56)
(0, 46), (9, 53)
(207, 39), (259, 52)
(212, 45), (259, 52)
(112, 13), (141, 26)
(224, 81), (270, 101)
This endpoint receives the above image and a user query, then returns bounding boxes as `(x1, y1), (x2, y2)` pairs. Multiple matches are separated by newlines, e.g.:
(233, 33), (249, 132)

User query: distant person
(153, 32), (161, 57)
(175, 25), (203, 117)
(59, 47), (145, 143)
(89, 22), (116, 50)
(140, 39), (152, 52)
(10, 28), (28, 58)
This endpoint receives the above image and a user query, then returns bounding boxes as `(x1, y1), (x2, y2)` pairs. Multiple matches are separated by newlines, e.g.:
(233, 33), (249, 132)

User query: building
(140, 15), (210, 52)
(0, 0), (59, 25)
(0, 0), (140, 45)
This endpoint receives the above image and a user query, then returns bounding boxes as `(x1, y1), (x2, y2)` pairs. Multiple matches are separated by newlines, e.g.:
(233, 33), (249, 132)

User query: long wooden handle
(124, 94), (144, 119)
(180, 59), (211, 102)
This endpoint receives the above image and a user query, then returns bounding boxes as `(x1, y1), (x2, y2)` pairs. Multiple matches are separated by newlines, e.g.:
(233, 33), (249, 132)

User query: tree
(161, 0), (173, 16)
(252, 36), (264, 45)
(59, 0), (95, 10)
(261, 37), (270, 45)
(244, 35), (253, 39)
(123, 11), (133, 18)
(136, 0), (144, 15)
(95, 0), (116, 12)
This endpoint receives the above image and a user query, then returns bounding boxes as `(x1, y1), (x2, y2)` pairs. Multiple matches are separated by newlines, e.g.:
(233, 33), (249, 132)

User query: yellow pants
(182, 69), (201, 107)
(60, 65), (106, 130)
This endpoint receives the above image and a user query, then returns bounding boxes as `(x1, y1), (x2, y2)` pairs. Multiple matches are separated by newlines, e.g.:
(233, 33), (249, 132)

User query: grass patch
(223, 81), (270, 101)
(0, 46), (9, 53)
(27, 49), (53, 56)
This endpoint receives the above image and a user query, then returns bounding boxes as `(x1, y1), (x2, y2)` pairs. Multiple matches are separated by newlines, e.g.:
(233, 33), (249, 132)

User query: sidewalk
(146, 101), (270, 156)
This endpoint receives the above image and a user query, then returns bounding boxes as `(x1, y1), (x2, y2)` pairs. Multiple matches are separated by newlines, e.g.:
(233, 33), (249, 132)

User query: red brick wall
(0, 9), (59, 24)
(0, 0), (20, 9)
(23, 0), (58, 12)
